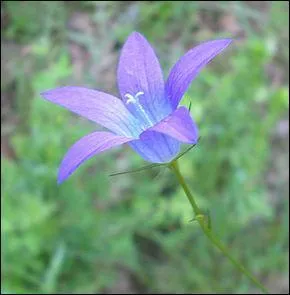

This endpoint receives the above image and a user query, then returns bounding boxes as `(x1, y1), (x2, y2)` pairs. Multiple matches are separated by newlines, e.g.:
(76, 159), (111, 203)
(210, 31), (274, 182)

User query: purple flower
(41, 32), (232, 183)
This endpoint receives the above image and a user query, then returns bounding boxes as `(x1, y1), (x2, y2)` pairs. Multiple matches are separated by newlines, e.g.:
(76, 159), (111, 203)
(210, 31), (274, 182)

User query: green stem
(169, 160), (269, 294)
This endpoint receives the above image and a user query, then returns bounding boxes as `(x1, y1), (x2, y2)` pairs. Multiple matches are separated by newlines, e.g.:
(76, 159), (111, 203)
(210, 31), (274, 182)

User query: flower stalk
(169, 160), (269, 294)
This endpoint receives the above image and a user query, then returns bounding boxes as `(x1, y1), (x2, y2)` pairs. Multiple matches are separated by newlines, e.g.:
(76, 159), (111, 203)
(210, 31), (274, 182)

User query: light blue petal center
(129, 131), (180, 163)
(124, 90), (172, 133)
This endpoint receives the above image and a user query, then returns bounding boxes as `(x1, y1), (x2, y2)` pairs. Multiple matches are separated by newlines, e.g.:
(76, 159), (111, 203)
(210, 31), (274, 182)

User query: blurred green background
(1, 1), (289, 294)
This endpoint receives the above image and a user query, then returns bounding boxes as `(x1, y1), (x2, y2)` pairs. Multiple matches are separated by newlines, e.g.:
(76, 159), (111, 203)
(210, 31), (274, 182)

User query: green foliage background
(1, 1), (289, 294)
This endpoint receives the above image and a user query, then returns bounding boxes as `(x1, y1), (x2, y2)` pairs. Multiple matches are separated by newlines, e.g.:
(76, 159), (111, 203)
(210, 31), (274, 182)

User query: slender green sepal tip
(109, 163), (164, 177)
(110, 139), (200, 177)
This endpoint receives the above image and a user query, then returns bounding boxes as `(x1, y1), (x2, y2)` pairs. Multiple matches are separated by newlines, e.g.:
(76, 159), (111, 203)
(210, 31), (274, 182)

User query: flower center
(125, 91), (154, 128)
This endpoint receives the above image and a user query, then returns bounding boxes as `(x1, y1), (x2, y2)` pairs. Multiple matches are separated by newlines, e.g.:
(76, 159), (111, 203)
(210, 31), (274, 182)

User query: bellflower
(41, 32), (232, 183)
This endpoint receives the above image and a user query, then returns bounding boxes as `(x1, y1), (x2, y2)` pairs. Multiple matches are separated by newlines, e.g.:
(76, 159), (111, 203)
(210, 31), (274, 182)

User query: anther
(125, 91), (144, 104)
(125, 94), (136, 104)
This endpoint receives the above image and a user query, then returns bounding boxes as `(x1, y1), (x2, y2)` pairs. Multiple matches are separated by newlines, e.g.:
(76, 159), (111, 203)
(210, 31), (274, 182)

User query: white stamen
(135, 91), (144, 98)
(125, 91), (144, 104)
(125, 93), (136, 104)
(124, 91), (153, 126)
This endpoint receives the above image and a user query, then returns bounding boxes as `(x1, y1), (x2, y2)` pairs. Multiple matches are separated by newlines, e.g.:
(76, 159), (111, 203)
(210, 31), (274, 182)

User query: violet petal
(166, 39), (232, 109)
(148, 106), (199, 144)
(117, 32), (172, 126)
(129, 131), (180, 163)
(58, 131), (133, 183)
(41, 86), (142, 137)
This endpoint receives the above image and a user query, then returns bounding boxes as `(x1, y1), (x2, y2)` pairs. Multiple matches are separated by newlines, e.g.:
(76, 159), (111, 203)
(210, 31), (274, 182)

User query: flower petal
(129, 131), (180, 163)
(41, 86), (142, 137)
(117, 32), (172, 126)
(147, 106), (198, 144)
(166, 39), (232, 109)
(58, 131), (133, 184)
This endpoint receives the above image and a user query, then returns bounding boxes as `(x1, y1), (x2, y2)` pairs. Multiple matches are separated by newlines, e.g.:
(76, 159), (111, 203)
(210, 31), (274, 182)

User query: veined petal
(148, 107), (198, 144)
(58, 131), (133, 184)
(166, 39), (232, 109)
(129, 131), (180, 163)
(41, 86), (142, 137)
(117, 32), (172, 126)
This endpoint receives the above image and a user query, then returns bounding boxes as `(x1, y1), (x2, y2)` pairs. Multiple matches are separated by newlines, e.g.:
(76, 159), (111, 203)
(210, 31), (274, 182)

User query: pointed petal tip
(40, 86), (141, 137)
(205, 38), (233, 47)
(118, 31), (168, 123)
(125, 31), (149, 45)
(219, 37), (233, 42)
(56, 131), (134, 184)
(40, 89), (50, 98)
(40, 87), (67, 100)
(225, 38), (233, 43)
(194, 38), (234, 50)
(57, 167), (69, 185)
(166, 37), (233, 109)
(57, 177), (64, 185)
(40, 86), (73, 95)
(221, 38), (233, 46)
(127, 31), (144, 39)
(216, 38), (234, 48)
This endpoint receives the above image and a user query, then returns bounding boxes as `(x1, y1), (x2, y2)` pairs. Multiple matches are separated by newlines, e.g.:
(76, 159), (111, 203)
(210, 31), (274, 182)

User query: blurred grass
(1, 1), (289, 294)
